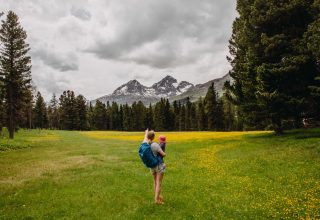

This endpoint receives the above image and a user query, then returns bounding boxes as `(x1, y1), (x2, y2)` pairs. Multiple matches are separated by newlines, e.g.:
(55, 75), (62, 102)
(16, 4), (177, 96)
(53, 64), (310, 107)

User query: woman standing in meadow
(142, 129), (166, 204)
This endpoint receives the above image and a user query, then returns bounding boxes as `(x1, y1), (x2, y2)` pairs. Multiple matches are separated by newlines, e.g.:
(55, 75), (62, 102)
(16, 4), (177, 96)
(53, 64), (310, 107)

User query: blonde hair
(147, 130), (155, 140)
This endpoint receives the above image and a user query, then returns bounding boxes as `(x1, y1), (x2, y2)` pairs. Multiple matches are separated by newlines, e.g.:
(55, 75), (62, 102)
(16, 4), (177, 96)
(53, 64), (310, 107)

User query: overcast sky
(0, 0), (237, 100)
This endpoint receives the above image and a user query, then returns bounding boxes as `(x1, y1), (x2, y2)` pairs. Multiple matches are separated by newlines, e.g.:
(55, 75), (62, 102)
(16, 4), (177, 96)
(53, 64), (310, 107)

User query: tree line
(226, 0), (320, 134)
(30, 82), (240, 132)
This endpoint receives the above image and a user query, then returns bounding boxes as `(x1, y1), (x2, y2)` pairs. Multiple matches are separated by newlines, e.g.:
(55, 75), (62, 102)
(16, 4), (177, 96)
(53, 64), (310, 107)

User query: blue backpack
(139, 142), (160, 168)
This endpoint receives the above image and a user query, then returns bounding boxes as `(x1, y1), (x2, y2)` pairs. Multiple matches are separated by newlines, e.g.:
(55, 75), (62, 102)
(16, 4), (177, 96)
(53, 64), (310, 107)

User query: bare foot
(155, 197), (164, 204)
(155, 200), (164, 205)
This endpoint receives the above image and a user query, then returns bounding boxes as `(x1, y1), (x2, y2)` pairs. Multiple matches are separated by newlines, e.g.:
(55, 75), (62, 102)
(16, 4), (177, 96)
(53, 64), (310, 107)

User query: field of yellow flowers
(81, 130), (269, 142)
(0, 128), (319, 219)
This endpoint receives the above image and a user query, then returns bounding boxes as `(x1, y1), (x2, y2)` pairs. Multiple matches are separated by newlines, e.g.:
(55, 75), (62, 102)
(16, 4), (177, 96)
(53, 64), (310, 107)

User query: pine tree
(48, 93), (59, 129)
(76, 95), (88, 130)
(164, 99), (174, 130)
(118, 105), (124, 131)
(87, 102), (94, 130)
(172, 101), (180, 130)
(105, 101), (111, 130)
(92, 100), (107, 130)
(221, 88), (236, 131)
(223, 81), (244, 131)
(112, 102), (121, 130)
(136, 101), (146, 130)
(216, 99), (225, 131)
(122, 104), (132, 131)
(185, 98), (192, 131)
(33, 92), (48, 129)
(227, 1), (261, 130)
(205, 83), (219, 131)
(154, 99), (166, 131)
(0, 82), (4, 133)
(196, 97), (206, 131)
(59, 90), (77, 130)
(131, 101), (145, 131)
(144, 103), (154, 130)
(21, 89), (33, 129)
(0, 11), (32, 138)
(179, 105), (186, 131)
(304, 1), (320, 119)
(305, 1), (320, 63)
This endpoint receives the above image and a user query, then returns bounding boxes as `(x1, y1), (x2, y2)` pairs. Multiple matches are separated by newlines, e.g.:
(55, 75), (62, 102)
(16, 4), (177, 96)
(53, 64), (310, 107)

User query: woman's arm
(152, 143), (166, 157)
(159, 150), (166, 157)
(142, 129), (149, 143)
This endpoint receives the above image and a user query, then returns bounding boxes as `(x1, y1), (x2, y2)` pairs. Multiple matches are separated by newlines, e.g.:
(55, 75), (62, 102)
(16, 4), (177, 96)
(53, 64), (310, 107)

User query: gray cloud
(31, 48), (79, 72)
(86, 0), (236, 69)
(70, 6), (91, 21)
(31, 70), (70, 99)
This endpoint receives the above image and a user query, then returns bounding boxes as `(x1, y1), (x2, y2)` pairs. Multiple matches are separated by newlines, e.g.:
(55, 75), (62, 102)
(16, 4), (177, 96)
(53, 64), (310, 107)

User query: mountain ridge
(92, 74), (230, 105)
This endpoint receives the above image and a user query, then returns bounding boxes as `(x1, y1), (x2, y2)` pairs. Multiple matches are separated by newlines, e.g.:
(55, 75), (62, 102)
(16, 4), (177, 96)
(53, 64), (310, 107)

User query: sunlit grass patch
(0, 129), (60, 151)
(0, 155), (94, 187)
(26, 135), (59, 142)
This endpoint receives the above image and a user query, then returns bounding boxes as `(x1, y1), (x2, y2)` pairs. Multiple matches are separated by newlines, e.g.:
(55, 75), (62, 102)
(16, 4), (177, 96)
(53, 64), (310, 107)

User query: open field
(0, 129), (320, 219)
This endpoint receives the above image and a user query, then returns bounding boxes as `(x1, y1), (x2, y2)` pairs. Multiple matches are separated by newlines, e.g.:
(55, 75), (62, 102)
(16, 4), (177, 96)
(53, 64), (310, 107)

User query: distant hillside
(170, 74), (231, 103)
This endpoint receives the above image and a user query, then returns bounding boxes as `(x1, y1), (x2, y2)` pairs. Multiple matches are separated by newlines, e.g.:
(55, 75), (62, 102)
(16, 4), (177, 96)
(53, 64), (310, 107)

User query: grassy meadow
(0, 128), (320, 219)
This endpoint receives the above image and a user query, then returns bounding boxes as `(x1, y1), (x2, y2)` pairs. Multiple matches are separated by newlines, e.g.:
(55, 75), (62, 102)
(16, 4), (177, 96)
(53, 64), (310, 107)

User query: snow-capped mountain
(92, 74), (230, 105)
(113, 80), (149, 96)
(150, 75), (194, 97)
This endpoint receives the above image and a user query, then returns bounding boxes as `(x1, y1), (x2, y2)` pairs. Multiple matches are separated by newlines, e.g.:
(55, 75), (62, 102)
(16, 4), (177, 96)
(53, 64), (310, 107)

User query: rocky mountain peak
(163, 75), (177, 82)
(151, 75), (179, 96)
(113, 79), (146, 96)
(152, 75), (177, 86)
(127, 79), (142, 87)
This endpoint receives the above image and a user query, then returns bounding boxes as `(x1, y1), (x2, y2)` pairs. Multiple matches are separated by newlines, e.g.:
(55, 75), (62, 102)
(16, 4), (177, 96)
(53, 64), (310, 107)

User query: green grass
(0, 129), (319, 219)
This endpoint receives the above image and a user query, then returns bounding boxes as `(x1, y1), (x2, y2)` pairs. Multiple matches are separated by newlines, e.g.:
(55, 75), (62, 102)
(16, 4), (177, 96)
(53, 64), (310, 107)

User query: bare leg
(155, 172), (164, 204)
(152, 172), (156, 193)
(154, 172), (159, 203)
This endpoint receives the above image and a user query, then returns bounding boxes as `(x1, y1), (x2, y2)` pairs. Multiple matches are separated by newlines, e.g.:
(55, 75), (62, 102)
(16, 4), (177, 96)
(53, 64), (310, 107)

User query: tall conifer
(0, 11), (32, 138)
(205, 83), (219, 130)
(33, 92), (47, 129)
(196, 97), (206, 131)
(76, 95), (88, 130)
(48, 94), (59, 129)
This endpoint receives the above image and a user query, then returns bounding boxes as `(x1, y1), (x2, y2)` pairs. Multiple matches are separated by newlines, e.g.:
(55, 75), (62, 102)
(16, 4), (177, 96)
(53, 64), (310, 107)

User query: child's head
(147, 130), (155, 141)
(158, 135), (166, 144)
